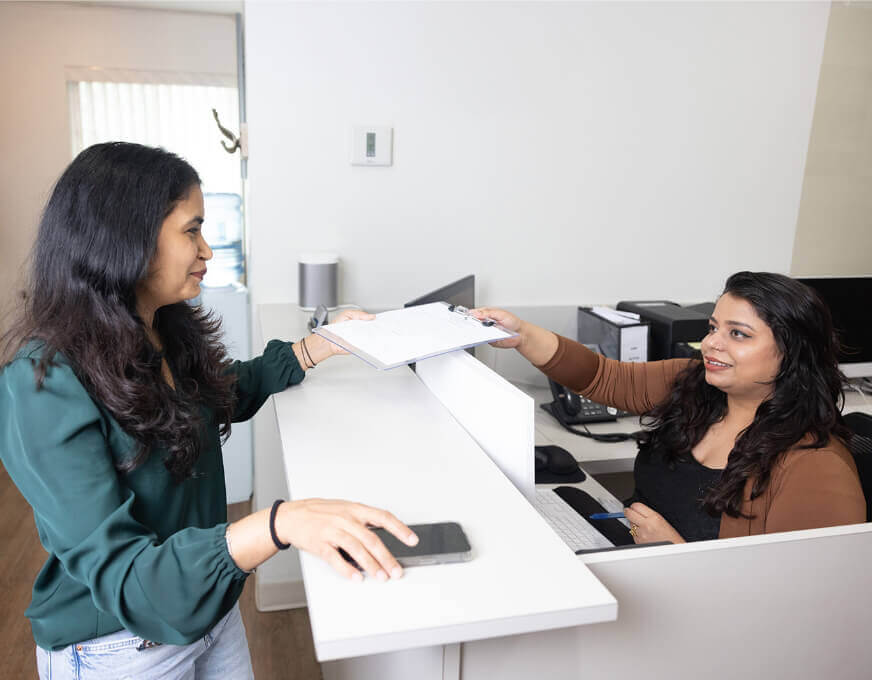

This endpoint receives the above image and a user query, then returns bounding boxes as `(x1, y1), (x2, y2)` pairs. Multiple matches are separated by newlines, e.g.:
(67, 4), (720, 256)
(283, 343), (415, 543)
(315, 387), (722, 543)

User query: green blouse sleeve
(226, 339), (305, 422)
(0, 358), (247, 645)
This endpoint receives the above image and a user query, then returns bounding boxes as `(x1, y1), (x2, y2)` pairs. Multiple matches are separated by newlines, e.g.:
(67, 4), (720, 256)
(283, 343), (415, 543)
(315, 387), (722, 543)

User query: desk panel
(462, 524), (872, 680)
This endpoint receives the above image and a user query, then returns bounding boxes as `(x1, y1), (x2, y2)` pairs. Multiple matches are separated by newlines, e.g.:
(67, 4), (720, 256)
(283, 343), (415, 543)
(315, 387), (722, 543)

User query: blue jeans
(35, 603), (254, 680)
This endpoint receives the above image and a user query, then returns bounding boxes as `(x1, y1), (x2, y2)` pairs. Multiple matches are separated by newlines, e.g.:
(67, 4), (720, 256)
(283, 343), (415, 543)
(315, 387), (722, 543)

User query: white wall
(245, 1), (829, 311)
(0, 2), (237, 330)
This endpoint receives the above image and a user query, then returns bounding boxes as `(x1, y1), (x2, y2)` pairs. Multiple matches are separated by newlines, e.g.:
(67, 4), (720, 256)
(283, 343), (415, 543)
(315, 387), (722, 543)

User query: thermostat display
(352, 126), (392, 166)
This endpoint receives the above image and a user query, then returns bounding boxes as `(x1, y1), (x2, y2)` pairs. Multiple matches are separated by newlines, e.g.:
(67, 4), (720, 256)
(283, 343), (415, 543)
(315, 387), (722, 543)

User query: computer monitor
(796, 276), (872, 379)
(405, 275), (476, 363)
(404, 274), (475, 311)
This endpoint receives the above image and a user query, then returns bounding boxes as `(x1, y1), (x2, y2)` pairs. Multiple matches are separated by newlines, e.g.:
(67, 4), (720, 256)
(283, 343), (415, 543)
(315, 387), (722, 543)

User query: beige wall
(792, 2), (872, 276)
(0, 1), (236, 331)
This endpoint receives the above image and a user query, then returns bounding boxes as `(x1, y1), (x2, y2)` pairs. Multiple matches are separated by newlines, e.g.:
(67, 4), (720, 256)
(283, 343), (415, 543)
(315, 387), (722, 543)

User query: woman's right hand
(470, 307), (559, 366)
(469, 307), (523, 349)
(275, 499), (418, 582)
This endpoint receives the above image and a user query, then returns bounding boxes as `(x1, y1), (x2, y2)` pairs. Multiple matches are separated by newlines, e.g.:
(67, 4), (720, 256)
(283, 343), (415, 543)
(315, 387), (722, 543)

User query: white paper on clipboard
(313, 302), (517, 370)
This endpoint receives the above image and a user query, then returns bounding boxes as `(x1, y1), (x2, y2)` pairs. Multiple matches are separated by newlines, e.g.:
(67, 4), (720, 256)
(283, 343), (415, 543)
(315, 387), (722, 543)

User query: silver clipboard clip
(447, 304), (497, 327)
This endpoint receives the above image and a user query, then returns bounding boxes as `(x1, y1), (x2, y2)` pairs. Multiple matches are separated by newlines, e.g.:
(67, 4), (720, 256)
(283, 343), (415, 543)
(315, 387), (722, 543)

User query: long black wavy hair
(640, 271), (849, 519)
(1, 142), (237, 482)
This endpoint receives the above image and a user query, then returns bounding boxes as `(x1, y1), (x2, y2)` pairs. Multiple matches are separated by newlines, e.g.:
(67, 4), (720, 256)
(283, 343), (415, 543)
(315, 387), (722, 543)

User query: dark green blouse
(0, 339), (305, 651)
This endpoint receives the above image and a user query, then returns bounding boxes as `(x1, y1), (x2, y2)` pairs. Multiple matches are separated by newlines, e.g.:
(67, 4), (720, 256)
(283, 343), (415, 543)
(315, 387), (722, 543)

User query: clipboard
(313, 302), (518, 370)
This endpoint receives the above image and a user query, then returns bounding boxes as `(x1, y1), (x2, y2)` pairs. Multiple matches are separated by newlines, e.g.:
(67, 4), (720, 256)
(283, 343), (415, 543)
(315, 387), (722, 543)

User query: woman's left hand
(623, 502), (686, 545)
(332, 309), (376, 325)
(322, 309), (375, 356)
(298, 309), (376, 366)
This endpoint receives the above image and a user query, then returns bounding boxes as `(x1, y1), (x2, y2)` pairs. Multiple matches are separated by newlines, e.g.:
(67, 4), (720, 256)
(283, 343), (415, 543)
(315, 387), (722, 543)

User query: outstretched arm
(228, 309), (376, 421)
(471, 307), (559, 365)
(472, 306), (690, 414)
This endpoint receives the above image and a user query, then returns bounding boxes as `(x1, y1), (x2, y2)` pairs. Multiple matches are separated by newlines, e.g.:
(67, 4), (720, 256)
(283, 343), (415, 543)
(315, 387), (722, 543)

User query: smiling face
(699, 293), (782, 402)
(136, 185), (211, 322)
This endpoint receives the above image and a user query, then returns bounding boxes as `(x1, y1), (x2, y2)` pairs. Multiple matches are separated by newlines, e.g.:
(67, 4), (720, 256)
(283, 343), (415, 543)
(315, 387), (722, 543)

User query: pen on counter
(589, 512), (626, 520)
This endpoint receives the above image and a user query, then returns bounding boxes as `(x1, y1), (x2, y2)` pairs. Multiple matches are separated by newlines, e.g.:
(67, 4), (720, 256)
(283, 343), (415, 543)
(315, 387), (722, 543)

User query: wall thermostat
(351, 126), (392, 166)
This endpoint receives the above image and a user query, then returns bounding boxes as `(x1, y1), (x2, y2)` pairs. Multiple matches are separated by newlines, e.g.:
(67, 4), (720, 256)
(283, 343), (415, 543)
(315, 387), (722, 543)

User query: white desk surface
(260, 305), (617, 662)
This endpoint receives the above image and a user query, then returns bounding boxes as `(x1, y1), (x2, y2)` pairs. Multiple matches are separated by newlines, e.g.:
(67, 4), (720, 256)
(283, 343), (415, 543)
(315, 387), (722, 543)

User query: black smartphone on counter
(341, 522), (473, 569)
(374, 522), (472, 567)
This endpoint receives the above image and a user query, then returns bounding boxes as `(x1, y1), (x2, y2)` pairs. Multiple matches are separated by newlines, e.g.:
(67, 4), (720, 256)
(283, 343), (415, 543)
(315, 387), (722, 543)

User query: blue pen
(589, 512), (625, 520)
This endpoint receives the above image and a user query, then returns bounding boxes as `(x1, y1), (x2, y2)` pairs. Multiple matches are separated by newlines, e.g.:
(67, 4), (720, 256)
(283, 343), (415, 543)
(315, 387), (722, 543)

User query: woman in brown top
(474, 271), (866, 544)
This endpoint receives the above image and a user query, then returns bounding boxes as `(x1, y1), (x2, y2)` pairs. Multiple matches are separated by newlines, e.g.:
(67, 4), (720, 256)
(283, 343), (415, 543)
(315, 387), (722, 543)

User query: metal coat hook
(212, 108), (240, 154)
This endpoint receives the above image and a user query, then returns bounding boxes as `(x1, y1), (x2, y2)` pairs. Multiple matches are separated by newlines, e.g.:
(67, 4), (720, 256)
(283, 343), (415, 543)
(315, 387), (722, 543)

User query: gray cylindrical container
(298, 253), (339, 310)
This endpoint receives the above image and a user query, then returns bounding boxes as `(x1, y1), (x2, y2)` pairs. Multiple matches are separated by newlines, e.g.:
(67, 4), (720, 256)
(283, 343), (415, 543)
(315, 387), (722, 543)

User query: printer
(615, 300), (711, 361)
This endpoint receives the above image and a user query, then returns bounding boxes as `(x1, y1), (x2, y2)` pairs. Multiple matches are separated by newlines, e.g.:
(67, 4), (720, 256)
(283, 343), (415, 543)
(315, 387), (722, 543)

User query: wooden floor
(0, 461), (322, 680)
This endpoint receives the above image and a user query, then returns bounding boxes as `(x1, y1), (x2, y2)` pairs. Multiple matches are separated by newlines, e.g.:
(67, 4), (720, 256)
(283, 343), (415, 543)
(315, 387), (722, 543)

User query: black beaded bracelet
(270, 499), (291, 550)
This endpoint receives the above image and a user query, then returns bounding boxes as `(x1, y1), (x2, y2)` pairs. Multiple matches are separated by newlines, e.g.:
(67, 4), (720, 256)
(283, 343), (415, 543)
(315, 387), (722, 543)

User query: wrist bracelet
(301, 336), (317, 368)
(304, 336), (317, 367)
(300, 336), (311, 368)
(296, 338), (312, 369)
(292, 341), (308, 369)
(270, 499), (291, 550)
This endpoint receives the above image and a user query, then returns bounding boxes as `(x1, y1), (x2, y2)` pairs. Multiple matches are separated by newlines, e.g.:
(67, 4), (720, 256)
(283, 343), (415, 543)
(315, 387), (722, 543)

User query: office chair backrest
(842, 411), (872, 522)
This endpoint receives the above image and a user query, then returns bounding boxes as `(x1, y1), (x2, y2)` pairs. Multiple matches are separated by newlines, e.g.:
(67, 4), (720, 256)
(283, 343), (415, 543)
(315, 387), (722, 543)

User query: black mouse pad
(553, 485), (634, 546)
(536, 468), (586, 484)
(536, 468), (587, 484)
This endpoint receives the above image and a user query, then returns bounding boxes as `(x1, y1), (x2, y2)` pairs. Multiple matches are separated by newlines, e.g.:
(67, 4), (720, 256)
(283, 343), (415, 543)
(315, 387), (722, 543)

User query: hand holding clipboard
(313, 302), (517, 370)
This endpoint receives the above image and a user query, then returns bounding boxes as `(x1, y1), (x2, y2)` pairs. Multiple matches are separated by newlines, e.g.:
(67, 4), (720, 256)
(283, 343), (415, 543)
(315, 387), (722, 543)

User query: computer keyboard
(532, 488), (613, 553)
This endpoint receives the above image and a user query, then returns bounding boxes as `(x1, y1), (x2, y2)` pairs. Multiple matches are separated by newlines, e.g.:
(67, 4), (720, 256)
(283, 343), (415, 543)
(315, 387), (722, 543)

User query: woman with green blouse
(0, 142), (417, 680)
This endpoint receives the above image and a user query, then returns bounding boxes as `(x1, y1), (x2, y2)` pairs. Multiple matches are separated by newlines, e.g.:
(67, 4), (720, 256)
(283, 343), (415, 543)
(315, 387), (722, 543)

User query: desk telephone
(546, 379), (618, 424)
(542, 378), (640, 443)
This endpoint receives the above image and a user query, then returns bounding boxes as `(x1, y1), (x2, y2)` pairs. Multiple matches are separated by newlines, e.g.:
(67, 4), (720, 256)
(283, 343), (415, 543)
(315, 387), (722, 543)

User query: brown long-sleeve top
(539, 335), (867, 538)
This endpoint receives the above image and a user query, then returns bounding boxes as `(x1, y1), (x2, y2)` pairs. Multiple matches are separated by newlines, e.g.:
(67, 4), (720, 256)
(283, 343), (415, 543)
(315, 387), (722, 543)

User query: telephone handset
(546, 378), (618, 424)
(542, 378), (640, 443)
